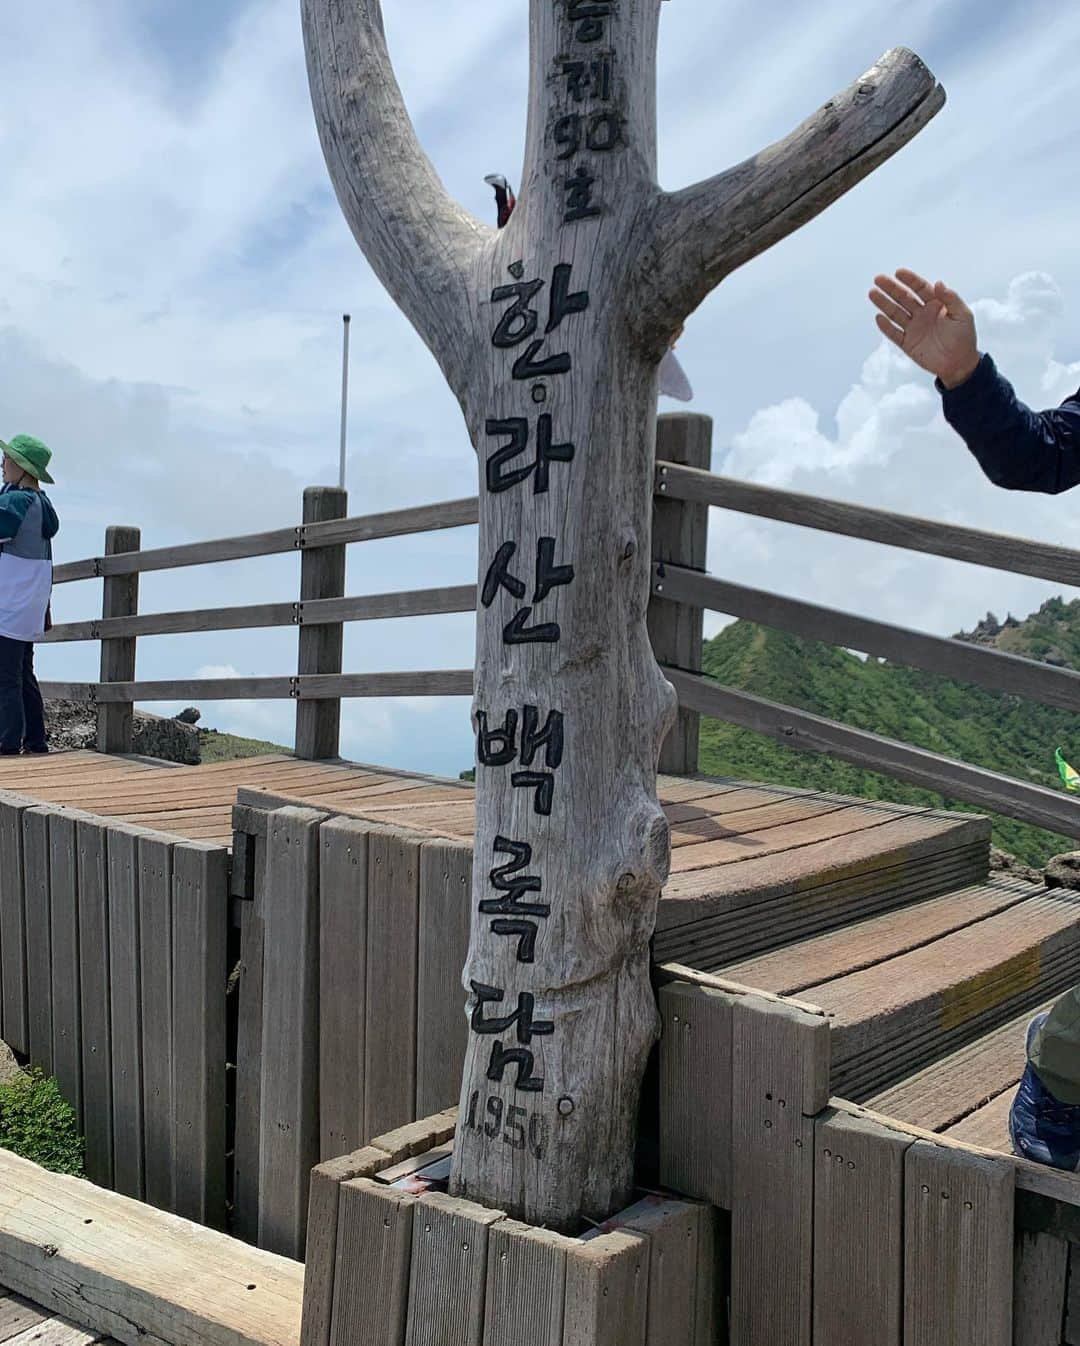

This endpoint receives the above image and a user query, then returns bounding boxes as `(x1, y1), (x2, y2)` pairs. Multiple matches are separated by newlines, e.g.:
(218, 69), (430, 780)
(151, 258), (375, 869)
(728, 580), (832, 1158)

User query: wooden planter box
(301, 1111), (719, 1346)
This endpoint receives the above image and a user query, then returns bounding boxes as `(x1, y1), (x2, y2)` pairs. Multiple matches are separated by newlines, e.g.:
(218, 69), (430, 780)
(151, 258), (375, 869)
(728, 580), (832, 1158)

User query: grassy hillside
(199, 729), (292, 762)
(698, 597), (1080, 867)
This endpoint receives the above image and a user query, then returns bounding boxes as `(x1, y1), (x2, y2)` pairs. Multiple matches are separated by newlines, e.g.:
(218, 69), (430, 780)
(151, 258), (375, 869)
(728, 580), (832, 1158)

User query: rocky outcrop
(1045, 851), (1080, 892)
(0, 1039), (21, 1086)
(133, 712), (202, 765)
(44, 700), (201, 765)
(955, 612), (1021, 646)
(989, 846), (1043, 886)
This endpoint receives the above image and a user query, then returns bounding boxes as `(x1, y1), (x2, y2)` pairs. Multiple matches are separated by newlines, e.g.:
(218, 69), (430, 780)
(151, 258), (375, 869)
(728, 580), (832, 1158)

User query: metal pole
(339, 313), (351, 490)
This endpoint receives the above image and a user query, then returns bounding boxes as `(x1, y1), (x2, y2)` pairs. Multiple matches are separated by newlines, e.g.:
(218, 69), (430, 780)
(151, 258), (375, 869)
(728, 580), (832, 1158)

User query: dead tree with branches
(302, 0), (944, 1231)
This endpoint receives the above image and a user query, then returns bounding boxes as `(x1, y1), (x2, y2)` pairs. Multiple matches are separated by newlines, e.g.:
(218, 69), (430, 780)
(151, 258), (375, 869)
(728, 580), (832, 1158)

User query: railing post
(295, 486), (347, 761)
(650, 413), (712, 775)
(97, 525), (141, 754)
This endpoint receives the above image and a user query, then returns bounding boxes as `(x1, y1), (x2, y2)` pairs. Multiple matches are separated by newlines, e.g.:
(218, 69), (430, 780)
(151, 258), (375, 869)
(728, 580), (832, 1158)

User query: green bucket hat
(1, 434), (54, 485)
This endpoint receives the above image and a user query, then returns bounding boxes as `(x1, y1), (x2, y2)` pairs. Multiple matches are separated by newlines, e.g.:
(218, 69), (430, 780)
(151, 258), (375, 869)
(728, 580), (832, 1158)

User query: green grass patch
(198, 730), (293, 763)
(0, 1069), (85, 1176)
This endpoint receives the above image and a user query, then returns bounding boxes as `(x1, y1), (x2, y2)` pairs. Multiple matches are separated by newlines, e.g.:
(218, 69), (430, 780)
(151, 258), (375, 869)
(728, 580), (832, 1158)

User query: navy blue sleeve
(0, 487), (33, 540)
(939, 354), (1080, 494)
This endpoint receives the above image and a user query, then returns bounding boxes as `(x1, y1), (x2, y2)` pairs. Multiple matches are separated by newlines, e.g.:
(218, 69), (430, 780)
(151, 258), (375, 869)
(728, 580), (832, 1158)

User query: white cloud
(707, 272), (1080, 642)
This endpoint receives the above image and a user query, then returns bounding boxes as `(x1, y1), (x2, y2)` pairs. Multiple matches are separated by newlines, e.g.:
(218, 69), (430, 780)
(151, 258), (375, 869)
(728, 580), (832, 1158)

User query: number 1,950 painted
(464, 1090), (548, 1160)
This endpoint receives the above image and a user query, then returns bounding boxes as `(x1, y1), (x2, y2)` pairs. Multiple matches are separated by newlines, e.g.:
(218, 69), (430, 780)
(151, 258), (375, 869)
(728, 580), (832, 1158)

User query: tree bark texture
(303, 0), (944, 1230)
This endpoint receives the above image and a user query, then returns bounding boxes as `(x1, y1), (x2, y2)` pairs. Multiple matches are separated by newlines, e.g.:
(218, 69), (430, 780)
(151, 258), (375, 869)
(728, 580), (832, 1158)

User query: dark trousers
(0, 636), (47, 755)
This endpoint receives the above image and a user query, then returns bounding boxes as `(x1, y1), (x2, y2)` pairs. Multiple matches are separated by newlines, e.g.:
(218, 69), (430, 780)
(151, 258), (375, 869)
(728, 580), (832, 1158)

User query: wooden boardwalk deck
(0, 752), (986, 934)
(7, 747), (1060, 1171)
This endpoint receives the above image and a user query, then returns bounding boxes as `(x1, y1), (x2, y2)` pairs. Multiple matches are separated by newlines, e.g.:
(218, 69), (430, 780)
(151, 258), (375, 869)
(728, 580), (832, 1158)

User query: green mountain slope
(698, 597), (1080, 866)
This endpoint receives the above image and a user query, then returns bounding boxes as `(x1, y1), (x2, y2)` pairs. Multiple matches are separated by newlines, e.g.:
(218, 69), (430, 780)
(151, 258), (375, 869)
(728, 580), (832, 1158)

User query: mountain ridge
(698, 595), (1080, 866)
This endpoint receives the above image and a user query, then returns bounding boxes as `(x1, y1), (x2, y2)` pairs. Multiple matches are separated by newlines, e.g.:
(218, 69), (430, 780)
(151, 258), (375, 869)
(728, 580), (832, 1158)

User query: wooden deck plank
(942, 1089), (1016, 1151)
(21, 809), (52, 1072)
(171, 842), (229, 1230)
(483, 1221), (570, 1346)
(0, 1294), (48, 1342)
(105, 826), (143, 1201)
(364, 829), (421, 1139)
(37, 766), (379, 810)
(612, 1199), (701, 1346)
(813, 1110), (911, 1346)
(658, 981), (734, 1208)
(812, 891), (1079, 1038)
(0, 798), (32, 1055)
(1013, 1231), (1069, 1346)
(318, 819), (369, 1161)
(416, 839), (472, 1119)
(720, 876), (1039, 995)
(4, 1315), (103, 1345)
(866, 1000), (1052, 1134)
(655, 776), (753, 804)
(660, 782), (820, 822)
(903, 1142), (1014, 1346)
(259, 808), (324, 1260)
(404, 1192), (506, 1346)
(667, 795), (851, 847)
(76, 818), (113, 1190)
(233, 830), (267, 1245)
(729, 997), (830, 1346)
(670, 801), (938, 874)
(0, 764), (154, 792)
(48, 811), (82, 1122)
(657, 811), (988, 919)
(329, 1181), (415, 1346)
(657, 846), (991, 970)
(136, 834), (175, 1212)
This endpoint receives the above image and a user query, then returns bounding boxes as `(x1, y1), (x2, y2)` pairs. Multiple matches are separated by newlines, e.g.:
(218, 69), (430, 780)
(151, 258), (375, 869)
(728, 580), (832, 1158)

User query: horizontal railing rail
(653, 564), (1080, 714)
(39, 669), (475, 704)
(656, 462), (1080, 588)
(44, 584), (478, 644)
(52, 496), (479, 585)
(667, 667), (1080, 839)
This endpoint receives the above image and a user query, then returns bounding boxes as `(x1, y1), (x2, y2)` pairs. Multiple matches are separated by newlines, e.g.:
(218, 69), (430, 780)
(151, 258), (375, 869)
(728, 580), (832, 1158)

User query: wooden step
(942, 1089), (1015, 1150)
(803, 888), (1080, 1100)
(866, 999), (1055, 1133)
(654, 803), (990, 968)
(719, 876), (1039, 996)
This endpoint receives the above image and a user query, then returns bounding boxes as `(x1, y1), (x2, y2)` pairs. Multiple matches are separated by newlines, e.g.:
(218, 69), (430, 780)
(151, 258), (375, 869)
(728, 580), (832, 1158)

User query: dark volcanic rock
(1045, 851), (1080, 892)
(989, 846), (1042, 885)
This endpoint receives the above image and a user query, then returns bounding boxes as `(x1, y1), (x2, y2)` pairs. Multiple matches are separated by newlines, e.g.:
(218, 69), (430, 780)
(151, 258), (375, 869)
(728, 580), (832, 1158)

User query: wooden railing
(40, 420), (708, 765)
(43, 489), (482, 759)
(39, 412), (1080, 840)
(651, 451), (1080, 841)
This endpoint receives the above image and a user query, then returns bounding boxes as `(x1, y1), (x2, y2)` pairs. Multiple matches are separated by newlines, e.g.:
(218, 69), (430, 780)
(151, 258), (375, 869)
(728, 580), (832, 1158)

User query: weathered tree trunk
(302, 0), (944, 1230)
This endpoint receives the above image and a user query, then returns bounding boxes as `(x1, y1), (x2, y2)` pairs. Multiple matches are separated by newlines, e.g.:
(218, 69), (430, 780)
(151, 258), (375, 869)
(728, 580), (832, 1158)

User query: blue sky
(4, 0), (1079, 775)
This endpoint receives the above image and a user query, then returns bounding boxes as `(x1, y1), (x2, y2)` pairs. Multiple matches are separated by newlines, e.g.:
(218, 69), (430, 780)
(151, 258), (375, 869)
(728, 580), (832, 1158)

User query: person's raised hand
(869, 269), (980, 389)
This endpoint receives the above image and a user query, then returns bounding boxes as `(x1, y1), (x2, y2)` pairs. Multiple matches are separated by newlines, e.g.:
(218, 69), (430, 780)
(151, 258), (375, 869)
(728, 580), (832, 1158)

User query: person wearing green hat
(0, 435), (59, 755)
